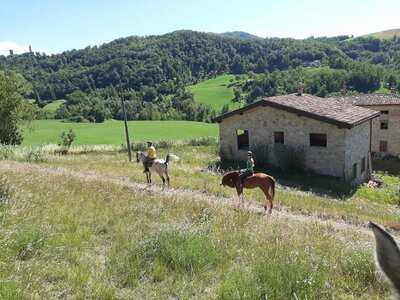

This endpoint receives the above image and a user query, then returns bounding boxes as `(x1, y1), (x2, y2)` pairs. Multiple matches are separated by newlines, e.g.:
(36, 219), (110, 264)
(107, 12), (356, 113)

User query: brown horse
(369, 222), (400, 295)
(221, 171), (275, 214)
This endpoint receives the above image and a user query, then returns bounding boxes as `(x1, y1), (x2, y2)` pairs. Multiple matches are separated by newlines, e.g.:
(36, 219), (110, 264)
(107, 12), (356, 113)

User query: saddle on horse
(143, 157), (155, 173)
(238, 169), (254, 185)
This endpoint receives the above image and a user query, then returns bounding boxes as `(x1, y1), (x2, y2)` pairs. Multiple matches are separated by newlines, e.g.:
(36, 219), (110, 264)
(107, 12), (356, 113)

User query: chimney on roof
(297, 83), (304, 96)
(9, 49), (13, 56)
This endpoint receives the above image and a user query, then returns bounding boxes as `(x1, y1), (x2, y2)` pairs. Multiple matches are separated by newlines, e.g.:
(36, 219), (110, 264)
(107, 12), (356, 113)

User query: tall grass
(0, 159), (392, 298)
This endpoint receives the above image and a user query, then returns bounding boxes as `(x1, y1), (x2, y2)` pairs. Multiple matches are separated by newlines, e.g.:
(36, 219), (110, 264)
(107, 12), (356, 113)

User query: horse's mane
(221, 171), (240, 187)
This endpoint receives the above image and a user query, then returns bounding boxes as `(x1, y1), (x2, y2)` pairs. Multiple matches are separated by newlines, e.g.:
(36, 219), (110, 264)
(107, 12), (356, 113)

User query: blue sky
(1, 0), (399, 55)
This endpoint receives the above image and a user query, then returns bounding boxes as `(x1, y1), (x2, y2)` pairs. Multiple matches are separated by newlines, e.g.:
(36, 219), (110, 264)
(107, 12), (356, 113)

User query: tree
(0, 71), (33, 145)
(58, 129), (76, 155)
(233, 88), (241, 102)
(220, 104), (230, 114)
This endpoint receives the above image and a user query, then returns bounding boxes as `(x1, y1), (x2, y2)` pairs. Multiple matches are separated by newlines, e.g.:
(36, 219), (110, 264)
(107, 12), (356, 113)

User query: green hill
(189, 75), (244, 112)
(220, 31), (262, 40)
(43, 100), (65, 113)
(366, 28), (400, 39)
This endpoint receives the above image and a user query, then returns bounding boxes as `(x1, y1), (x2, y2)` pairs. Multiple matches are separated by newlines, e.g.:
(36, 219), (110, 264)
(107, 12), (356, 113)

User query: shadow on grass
(209, 159), (356, 199)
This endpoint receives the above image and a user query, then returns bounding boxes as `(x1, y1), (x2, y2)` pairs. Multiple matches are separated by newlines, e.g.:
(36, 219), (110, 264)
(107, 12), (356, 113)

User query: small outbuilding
(214, 93), (380, 183)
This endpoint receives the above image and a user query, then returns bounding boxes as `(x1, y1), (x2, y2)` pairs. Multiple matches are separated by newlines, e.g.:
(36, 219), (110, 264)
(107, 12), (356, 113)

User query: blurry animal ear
(369, 222), (400, 293)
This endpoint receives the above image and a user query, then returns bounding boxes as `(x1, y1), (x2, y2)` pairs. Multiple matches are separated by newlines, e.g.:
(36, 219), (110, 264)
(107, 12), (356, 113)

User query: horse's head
(221, 171), (239, 188)
(135, 151), (142, 163)
(369, 221), (400, 295)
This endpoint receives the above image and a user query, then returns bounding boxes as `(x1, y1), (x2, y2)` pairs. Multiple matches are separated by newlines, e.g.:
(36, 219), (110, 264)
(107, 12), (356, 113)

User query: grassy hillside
(42, 100), (66, 113)
(23, 120), (217, 145)
(367, 28), (400, 39)
(1, 144), (398, 298)
(189, 75), (244, 112)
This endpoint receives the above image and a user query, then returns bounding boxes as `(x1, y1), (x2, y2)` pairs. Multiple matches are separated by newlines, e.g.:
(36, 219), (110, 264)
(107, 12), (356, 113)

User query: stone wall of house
(344, 121), (371, 183)
(361, 105), (400, 157)
(218, 105), (349, 178)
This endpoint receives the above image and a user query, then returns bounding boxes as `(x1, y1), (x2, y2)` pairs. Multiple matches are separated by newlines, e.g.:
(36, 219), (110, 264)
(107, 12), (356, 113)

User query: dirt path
(0, 160), (388, 241)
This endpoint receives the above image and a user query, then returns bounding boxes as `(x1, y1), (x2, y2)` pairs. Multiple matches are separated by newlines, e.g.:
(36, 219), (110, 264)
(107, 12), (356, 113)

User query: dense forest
(1, 30), (400, 122)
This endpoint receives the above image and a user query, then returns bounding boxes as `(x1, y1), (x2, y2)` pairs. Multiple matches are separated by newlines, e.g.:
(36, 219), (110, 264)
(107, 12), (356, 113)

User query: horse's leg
(235, 184), (243, 209)
(260, 184), (273, 214)
(159, 174), (166, 188)
(165, 170), (170, 187)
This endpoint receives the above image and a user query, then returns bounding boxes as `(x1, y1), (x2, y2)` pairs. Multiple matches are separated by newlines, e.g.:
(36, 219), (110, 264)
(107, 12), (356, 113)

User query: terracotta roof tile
(334, 93), (400, 106)
(214, 94), (380, 128)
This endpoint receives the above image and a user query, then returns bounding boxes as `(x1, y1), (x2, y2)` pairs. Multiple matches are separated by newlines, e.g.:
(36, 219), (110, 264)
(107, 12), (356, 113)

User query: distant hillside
(0, 30), (347, 102)
(189, 74), (244, 112)
(366, 28), (400, 39)
(1, 29), (400, 122)
(220, 31), (262, 40)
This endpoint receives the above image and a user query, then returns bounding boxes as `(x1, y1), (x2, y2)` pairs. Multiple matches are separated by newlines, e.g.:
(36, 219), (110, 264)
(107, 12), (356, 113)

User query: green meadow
(189, 74), (244, 112)
(23, 119), (218, 145)
(42, 100), (66, 113)
(0, 144), (397, 299)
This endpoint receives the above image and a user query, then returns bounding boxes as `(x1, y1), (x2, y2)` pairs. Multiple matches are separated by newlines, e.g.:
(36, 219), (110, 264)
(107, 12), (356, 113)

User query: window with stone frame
(380, 120), (389, 130)
(274, 132), (284, 144)
(310, 133), (327, 147)
(379, 140), (388, 152)
(237, 129), (249, 150)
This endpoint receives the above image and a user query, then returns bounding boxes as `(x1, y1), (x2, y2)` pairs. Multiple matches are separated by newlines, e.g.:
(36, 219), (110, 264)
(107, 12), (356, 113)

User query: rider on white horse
(136, 149), (179, 186)
(144, 141), (156, 173)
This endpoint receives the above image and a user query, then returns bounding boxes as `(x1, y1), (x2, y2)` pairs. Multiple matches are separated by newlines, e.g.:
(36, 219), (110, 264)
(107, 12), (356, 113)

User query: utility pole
(120, 91), (132, 161)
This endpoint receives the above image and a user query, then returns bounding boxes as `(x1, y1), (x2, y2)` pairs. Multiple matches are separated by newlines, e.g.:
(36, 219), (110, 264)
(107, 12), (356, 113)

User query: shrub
(274, 144), (305, 172)
(24, 146), (46, 162)
(0, 145), (14, 160)
(58, 129), (76, 155)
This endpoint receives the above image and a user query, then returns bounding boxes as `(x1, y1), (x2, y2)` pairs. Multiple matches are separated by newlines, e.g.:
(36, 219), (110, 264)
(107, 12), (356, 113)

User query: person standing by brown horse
(221, 169), (275, 214)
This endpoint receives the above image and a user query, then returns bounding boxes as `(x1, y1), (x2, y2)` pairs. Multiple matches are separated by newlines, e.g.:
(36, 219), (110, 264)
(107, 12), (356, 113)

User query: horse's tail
(268, 176), (275, 200)
(165, 154), (179, 165)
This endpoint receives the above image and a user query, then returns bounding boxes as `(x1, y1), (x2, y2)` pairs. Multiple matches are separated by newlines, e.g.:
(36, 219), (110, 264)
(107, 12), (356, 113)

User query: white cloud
(0, 41), (50, 56)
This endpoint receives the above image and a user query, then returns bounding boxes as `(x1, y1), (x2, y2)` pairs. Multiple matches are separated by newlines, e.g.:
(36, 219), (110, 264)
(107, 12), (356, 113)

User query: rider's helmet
(147, 141), (153, 147)
(247, 151), (253, 157)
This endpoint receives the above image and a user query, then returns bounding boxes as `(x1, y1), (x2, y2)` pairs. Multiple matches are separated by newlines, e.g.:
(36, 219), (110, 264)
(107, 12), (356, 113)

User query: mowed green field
(189, 74), (243, 111)
(23, 120), (218, 145)
(42, 100), (66, 113)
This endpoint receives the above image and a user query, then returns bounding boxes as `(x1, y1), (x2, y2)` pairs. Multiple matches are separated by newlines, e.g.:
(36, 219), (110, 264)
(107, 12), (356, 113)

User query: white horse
(369, 222), (400, 296)
(136, 151), (179, 186)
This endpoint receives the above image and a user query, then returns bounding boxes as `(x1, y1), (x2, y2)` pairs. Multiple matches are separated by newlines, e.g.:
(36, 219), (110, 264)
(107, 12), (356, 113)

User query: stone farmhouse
(214, 93), (380, 183)
(335, 94), (400, 157)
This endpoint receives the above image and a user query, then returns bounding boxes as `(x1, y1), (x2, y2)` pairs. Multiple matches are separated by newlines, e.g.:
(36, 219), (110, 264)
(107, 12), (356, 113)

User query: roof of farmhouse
(334, 93), (400, 106)
(214, 93), (380, 128)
